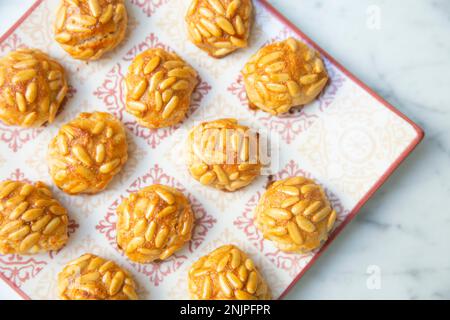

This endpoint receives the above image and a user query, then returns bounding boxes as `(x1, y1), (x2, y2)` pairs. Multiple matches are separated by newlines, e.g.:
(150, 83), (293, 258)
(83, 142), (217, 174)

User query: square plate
(0, 0), (423, 299)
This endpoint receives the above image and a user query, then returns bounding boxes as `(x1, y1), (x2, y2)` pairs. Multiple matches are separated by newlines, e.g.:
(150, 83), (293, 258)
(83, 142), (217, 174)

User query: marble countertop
(0, 0), (448, 300)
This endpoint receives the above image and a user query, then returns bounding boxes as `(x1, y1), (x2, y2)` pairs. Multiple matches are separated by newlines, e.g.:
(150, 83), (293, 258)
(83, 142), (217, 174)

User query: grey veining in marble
(266, 0), (450, 300)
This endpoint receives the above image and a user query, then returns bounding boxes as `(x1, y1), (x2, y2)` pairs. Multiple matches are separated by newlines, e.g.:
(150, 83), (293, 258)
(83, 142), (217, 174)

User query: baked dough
(0, 180), (69, 254)
(255, 176), (336, 253)
(188, 244), (271, 300)
(125, 48), (198, 128)
(47, 111), (128, 195)
(185, 0), (253, 58)
(0, 48), (68, 127)
(54, 0), (128, 60)
(58, 253), (138, 300)
(116, 184), (194, 263)
(187, 118), (261, 192)
(242, 37), (328, 115)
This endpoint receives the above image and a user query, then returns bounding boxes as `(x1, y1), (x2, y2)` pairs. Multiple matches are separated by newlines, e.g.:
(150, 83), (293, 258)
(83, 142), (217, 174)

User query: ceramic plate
(0, 0), (423, 299)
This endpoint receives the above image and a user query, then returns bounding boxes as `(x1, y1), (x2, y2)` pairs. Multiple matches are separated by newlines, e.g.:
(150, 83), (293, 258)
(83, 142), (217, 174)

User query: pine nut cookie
(0, 180), (69, 254)
(116, 184), (194, 263)
(242, 37), (328, 115)
(47, 111), (128, 195)
(58, 253), (138, 300)
(188, 244), (271, 300)
(125, 48), (198, 128)
(255, 176), (337, 253)
(0, 48), (68, 127)
(54, 0), (128, 60)
(187, 118), (261, 192)
(185, 0), (253, 58)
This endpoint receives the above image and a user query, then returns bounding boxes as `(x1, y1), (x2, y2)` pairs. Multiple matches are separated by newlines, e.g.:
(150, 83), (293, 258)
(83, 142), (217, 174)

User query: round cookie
(188, 244), (271, 300)
(185, 0), (253, 58)
(242, 37), (328, 115)
(125, 48), (198, 128)
(255, 176), (337, 253)
(0, 180), (69, 254)
(54, 0), (128, 60)
(0, 48), (68, 127)
(187, 118), (261, 192)
(116, 184), (194, 263)
(58, 253), (138, 300)
(47, 111), (128, 195)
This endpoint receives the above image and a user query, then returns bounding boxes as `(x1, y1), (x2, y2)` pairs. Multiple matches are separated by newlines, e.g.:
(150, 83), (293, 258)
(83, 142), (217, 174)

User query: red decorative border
(0, 0), (424, 300)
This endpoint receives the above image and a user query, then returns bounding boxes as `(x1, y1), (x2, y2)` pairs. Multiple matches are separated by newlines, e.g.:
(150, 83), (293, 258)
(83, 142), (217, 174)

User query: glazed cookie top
(242, 37), (328, 115)
(116, 184), (194, 263)
(188, 244), (271, 300)
(47, 111), (128, 195)
(0, 48), (68, 127)
(54, 0), (128, 60)
(187, 118), (262, 192)
(255, 176), (337, 253)
(185, 0), (253, 58)
(125, 48), (198, 128)
(58, 253), (138, 300)
(0, 180), (69, 255)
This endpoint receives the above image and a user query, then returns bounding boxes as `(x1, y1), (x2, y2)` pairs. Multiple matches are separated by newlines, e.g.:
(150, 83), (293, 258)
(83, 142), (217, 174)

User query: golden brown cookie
(188, 244), (271, 300)
(0, 180), (69, 254)
(187, 118), (261, 192)
(58, 253), (138, 300)
(125, 48), (198, 128)
(54, 0), (128, 60)
(242, 37), (328, 115)
(255, 176), (336, 253)
(0, 48), (68, 127)
(185, 0), (253, 58)
(47, 111), (128, 195)
(116, 184), (194, 263)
